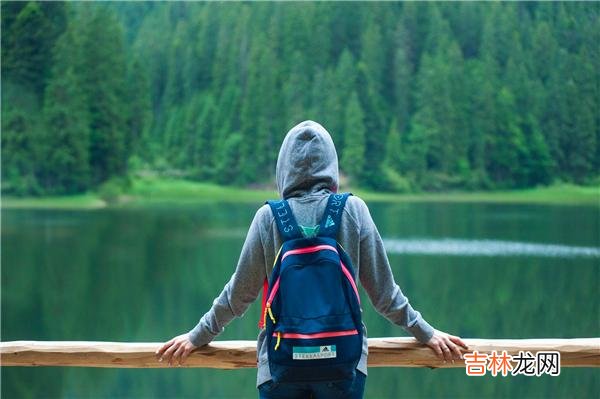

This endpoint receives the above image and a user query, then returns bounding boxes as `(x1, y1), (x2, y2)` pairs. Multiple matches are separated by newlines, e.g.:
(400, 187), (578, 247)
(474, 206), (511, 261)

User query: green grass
(355, 183), (600, 206)
(2, 176), (598, 210)
(1, 193), (106, 210)
(128, 175), (278, 204)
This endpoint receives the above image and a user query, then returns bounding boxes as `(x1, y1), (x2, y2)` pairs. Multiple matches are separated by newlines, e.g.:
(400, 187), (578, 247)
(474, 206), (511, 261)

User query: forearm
(358, 209), (434, 343)
(188, 280), (238, 347)
(188, 210), (267, 346)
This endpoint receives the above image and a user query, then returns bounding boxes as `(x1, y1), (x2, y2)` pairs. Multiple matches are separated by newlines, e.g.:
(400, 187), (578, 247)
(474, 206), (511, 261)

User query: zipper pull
(274, 331), (281, 350)
(266, 303), (276, 324)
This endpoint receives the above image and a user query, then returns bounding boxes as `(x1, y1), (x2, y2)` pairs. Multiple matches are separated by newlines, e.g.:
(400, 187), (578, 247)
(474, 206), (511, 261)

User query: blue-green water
(2, 202), (599, 398)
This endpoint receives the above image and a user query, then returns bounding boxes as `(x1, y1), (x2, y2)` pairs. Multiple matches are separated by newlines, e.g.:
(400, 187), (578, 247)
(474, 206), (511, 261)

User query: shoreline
(2, 178), (598, 210)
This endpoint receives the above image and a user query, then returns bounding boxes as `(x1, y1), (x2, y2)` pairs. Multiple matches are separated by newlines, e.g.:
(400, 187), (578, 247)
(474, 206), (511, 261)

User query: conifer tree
(341, 92), (366, 183)
(164, 106), (186, 167)
(80, 7), (129, 184)
(40, 25), (90, 193)
(2, 2), (51, 91)
(384, 118), (403, 173)
(213, 84), (242, 156)
(560, 53), (596, 183)
(164, 21), (190, 107)
(330, 49), (357, 152)
(358, 21), (388, 187)
(392, 35), (412, 134)
(239, 35), (280, 183)
(0, 106), (41, 195)
(487, 87), (528, 187)
(184, 93), (216, 179)
(127, 57), (152, 158)
(465, 58), (495, 188)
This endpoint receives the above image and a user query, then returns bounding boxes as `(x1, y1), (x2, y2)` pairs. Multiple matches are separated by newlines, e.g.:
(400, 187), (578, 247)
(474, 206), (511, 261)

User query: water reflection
(384, 238), (600, 257)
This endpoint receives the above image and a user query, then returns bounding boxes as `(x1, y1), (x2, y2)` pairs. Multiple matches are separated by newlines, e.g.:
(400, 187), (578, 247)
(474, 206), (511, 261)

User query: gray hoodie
(188, 120), (435, 387)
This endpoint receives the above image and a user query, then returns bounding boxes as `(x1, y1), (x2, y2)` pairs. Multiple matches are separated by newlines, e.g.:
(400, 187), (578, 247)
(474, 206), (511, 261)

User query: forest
(1, 1), (598, 195)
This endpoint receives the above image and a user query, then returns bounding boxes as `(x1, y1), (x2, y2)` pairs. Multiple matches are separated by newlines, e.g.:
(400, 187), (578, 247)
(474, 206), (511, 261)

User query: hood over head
(276, 120), (339, 199)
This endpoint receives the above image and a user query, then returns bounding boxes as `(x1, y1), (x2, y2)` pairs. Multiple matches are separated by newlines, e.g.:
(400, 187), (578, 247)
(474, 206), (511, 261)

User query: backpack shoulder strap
(318, 192), (352, 239)
(266, 199), (302, 241)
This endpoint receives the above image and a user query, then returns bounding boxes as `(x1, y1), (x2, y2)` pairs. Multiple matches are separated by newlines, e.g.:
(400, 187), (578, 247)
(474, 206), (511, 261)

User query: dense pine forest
(2, 2), (598, 196)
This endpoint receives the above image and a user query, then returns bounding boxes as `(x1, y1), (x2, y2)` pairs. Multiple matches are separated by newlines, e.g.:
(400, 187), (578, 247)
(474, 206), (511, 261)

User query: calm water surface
(2, 201), (599, 398)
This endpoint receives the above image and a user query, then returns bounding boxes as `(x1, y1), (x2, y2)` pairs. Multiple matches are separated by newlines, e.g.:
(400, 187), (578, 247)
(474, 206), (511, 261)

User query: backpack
(259, 192), (363, 383)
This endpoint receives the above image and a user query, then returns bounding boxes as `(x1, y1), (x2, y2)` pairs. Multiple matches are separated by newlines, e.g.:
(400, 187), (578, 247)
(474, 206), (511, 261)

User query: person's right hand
(425, 329), (469, 363)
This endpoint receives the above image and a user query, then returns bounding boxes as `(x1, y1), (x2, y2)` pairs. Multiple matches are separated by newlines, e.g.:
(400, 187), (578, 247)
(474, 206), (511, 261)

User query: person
(156, 120), (468, 398)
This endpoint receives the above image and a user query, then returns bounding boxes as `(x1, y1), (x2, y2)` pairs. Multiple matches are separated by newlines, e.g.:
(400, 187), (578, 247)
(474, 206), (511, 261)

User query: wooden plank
(367, 337), (600, 368)
(1, 338), (598, 368)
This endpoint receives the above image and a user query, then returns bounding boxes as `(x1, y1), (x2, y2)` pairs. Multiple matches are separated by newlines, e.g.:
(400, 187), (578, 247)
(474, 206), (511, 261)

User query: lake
(2, 201), (599, 398)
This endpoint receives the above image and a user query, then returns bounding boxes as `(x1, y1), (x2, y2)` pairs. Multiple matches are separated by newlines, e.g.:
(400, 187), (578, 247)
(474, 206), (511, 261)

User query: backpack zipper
(281, 245), (338, 260)
(272, 245), (360, 304)
(274, 329), (358, 339)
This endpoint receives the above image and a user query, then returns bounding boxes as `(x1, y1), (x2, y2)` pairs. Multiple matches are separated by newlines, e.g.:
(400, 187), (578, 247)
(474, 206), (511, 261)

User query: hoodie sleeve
(187, 208), (266, 347)
(356, 199), (435, 344)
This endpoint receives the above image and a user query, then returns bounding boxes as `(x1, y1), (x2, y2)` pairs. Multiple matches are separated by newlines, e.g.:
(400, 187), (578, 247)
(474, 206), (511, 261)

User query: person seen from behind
(157, 120), (468, 398)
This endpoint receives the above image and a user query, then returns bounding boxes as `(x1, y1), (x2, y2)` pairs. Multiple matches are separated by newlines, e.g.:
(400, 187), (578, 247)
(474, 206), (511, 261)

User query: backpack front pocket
(268, 330), (363, 383)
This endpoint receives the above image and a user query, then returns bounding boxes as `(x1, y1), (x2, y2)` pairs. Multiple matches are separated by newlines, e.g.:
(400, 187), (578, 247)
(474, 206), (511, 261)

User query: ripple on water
(383, 238), (600, 258)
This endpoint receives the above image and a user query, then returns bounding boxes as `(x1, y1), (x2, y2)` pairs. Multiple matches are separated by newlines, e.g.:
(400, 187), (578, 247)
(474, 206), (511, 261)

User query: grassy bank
(354, 184), (599, 205)
(2, 176), (598, 210)
(1, 193), (107, 210)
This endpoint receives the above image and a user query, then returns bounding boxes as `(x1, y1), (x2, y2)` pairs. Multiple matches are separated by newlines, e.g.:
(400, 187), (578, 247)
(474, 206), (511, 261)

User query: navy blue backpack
(259, 193), (363, 383)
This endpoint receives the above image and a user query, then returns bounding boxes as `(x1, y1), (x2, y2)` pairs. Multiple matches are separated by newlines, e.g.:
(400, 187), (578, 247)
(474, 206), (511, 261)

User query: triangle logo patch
(325, 215), (335, 228)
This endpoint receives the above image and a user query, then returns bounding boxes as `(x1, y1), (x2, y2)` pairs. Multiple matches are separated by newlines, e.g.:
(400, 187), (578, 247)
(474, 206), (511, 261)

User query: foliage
(97, 176), (131, 205)
(1, 2), (598, 195)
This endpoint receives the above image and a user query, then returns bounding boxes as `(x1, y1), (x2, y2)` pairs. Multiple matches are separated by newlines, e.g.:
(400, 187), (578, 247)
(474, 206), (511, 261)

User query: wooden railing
(1, 337), (598, 368)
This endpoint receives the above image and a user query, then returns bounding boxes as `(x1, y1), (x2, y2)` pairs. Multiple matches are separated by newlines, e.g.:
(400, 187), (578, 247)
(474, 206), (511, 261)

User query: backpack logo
(293, 345), (337, 360)
(325, 215), (335, 228)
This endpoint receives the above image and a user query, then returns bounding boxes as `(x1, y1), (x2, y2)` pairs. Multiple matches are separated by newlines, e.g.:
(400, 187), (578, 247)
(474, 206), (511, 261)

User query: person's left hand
(155, 333), (198, 366)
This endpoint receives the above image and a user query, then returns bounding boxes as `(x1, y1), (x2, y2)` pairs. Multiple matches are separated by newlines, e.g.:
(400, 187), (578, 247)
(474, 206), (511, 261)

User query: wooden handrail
(1, 338), (598, 369)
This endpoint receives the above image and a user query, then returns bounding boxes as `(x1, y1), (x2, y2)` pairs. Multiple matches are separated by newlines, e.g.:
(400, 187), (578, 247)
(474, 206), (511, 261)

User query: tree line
(2, 2), (598, 195)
